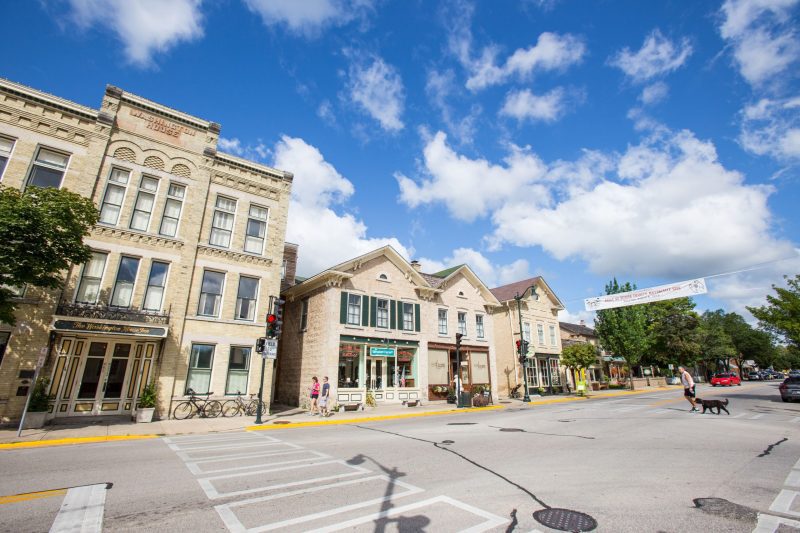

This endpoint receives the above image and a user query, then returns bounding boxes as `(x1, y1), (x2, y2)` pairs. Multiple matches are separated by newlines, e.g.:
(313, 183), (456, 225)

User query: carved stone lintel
(92, 226), (185, 249)
(197, 245), (273, 266)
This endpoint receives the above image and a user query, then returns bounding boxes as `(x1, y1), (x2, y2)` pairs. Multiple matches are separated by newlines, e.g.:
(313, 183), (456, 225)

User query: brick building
(0, 78), (292, 422)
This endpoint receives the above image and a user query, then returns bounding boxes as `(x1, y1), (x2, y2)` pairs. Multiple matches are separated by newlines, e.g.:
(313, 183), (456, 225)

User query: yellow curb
(527, 396), (589, 405)
(247, 405), (505, 431)
(0, 488), (67, 505)
(0, 434), (158, 450)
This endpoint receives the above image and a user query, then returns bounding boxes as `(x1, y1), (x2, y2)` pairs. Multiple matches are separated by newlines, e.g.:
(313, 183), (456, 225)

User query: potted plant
(135, 382), (158, 423)
(446, 386), (457, 404)
(23, 377), (50, 429)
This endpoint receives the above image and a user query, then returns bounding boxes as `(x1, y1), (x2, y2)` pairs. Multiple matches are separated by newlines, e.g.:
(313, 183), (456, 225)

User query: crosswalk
(565, 401), (800, 423)
(164, 431), (509, 532)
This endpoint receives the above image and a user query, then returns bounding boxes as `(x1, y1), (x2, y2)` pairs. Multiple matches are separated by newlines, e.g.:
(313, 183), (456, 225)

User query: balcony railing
(56, 301), (170, 325)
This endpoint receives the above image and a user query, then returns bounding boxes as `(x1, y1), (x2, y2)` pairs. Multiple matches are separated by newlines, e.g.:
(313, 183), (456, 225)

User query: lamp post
(514, 285), (538, 403)
(455, 332), (463, 408)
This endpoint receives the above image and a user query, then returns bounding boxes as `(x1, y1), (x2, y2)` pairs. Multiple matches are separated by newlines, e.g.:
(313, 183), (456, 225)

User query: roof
(431, 265), (465, 279)
(490, 276), (564, 310)
(420, 273), (445, 288)
(559, 322), (596, 337)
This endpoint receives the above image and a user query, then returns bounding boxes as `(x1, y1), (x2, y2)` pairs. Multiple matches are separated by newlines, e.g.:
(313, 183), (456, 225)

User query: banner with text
(584, 278), (707, 311)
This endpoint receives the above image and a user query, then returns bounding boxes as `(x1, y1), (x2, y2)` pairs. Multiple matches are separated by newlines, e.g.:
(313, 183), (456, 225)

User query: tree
(748, 274), (800, 350)
(561, 342), (599, 387)
(595, 279), (650, 390)
(644, 297), (702, 367)
(0, 186), (98, 324)
(721, 311), (776, 371)
(700, 311), (737, 373)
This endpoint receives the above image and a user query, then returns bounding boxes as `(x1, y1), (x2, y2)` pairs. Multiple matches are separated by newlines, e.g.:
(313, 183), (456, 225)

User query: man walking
(679, 366), (698, 412)
(320, 376), (331, 417)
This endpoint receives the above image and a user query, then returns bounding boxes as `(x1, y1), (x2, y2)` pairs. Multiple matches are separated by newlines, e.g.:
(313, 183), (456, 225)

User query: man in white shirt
(679, 366), (698, 412)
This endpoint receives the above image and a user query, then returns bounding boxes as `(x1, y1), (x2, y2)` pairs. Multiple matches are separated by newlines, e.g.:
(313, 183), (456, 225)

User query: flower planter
(23, 411), (47, 429)
(135, 407), (155, 423)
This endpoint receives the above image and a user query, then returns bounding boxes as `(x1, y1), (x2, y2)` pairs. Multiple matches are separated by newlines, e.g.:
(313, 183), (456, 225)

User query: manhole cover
(447, 422), (476, 425)
(533, 508), (597, 532)
(693, 498), (757, 521)
(272, 420), (291, 424)
(499, 428), (524, 432)
(500, 401), (512, 404)
(441, 440), (454, 445)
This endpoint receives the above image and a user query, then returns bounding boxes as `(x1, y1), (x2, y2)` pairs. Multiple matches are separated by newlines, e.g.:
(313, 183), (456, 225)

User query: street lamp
(514, 285), (538, 403)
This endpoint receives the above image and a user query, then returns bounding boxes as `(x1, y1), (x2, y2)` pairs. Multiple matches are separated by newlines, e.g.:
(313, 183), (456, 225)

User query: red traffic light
(266, 314), (277, 323)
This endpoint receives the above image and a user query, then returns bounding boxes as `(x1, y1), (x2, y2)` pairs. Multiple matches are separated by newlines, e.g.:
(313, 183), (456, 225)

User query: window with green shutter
(370, 297), (377, 327)
(414, 303), (421, 332)
(361, 295), (369, 326)
(340, 291), (348, 324)
(390, 299), (396, 329)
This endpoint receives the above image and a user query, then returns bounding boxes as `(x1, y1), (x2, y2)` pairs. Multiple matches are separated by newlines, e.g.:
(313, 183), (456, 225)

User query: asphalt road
(2, 382), (799, 533)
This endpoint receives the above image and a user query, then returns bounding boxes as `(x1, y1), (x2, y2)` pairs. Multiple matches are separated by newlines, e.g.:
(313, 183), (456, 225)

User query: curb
(0, 434), (158, 450)
(247, 404), (505, 431)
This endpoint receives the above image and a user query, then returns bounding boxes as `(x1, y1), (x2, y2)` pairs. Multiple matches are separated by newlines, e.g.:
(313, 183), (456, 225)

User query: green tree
(644, 297), (702, 367)
(0, 186), (98, 324)
(595, 279), (650, 390)
(700, 311), (737, 371)
(561, 342), (599, 388)
(721, 311), (776, 371)
(748, 274), (800, 350)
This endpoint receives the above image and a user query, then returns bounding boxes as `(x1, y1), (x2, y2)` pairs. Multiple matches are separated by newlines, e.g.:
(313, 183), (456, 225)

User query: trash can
(458, 392), (472, 408)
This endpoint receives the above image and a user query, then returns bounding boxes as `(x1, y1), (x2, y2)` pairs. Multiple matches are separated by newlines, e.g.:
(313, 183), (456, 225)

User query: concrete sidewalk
(0, 385), (683, 448)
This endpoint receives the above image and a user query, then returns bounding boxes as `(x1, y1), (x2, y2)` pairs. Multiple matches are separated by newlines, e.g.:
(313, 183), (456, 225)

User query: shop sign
(53, 320), (167, 338)
(397, 349), (414, 362)
(340, 344), (360, 358)
(370, 347), (396, 357)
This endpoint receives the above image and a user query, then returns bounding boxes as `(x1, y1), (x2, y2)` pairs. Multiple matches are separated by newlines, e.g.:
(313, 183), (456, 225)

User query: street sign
(262, 339), (278, 359)
(370, 347), (395, 357)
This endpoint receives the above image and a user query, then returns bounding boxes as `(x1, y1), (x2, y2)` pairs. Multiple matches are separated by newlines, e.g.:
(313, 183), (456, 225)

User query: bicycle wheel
(173, 401), (194, 420)
(203, 400), (222, 418)
(221, 400), (241, 417)
(246, 400), (266, 416)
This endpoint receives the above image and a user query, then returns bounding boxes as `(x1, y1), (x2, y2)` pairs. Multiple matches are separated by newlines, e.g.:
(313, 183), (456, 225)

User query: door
(366, 357), (385, 391)
(538, 359), (550, 388)
(68, 341), (135, 415)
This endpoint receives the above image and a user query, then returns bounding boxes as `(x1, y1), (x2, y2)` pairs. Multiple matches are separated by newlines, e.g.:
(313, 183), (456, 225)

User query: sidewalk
(0, 386), (682, 448)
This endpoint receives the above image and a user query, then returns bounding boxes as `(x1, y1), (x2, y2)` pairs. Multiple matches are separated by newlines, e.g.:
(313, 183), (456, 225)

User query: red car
(711, 372), (741, 386)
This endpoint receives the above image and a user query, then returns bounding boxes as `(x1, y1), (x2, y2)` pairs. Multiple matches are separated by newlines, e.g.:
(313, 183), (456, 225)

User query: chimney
(579, 319), (586, 326)
(410, 260), (422, 272)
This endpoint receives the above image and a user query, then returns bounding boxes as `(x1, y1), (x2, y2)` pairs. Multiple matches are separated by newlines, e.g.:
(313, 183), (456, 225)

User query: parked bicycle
(173, 389), (222, 420)
(221, 391), (266, 417)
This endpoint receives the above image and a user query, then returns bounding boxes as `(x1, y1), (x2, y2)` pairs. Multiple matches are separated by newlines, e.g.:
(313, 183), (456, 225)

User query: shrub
(28, 377), (50, 412)
(138, 382), (158, 408)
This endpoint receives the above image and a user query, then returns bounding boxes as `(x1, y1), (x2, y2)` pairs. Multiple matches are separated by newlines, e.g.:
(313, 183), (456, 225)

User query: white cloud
(640, 81), (669, 105)
(558, 308), (595, 328)
(346, 55), (405, 132)
(242, 0), (372, 36)
(66, 0), (204, 67)
(317, 100), (336, 125)
(218, 137), (269, 161)
(466, 32), (586, 91)
(425, 69), (481, 145)
(609, 29), (692, 83)
(718, 0), (800, 86)
(740, 97), (800, 159)
(271, 136), (409, 276)
(500, 88), (567, 122)
(417, 248), (531, 288)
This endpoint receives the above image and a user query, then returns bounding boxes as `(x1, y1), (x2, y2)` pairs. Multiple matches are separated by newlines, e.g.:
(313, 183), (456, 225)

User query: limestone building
(490, 278), (565, 398)
(274, 246), (501, 407)
(0, 78), (292, 422)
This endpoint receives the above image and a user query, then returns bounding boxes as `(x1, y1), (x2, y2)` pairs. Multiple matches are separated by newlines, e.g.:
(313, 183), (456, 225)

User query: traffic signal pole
(514, 285), (537, 403)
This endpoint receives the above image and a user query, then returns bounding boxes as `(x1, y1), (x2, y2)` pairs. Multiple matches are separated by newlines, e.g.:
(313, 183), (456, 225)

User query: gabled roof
(431, 265), (464, 279)
(423, 265), (501, 307)
(559, 322), (596, 337)
(490, 276), (565, 310)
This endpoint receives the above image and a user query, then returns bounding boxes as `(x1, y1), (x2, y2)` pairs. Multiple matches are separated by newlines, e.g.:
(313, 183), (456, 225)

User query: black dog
(696, 398), (730, 415)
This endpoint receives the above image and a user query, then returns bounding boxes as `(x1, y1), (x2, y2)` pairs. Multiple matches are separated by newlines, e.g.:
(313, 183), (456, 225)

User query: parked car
(773, 371), (785, 379)
(779, 377), (800, 402)
(711, 372), (742, 387)
(748, 371), (761, 381)
(789, 370), (800, 378)
(760, 371), (774, 380)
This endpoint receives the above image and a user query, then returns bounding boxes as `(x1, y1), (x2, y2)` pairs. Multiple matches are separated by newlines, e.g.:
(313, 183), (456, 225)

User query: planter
(135, 407), (155, 423)
(23, 411), (47, 429)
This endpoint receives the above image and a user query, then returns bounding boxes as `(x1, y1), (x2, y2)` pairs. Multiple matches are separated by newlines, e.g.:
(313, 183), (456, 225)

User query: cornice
(0, 77), (98, 121)
(197, 245), (274, 267)
(91, 226), (185, 249)
(210, 172), (282, 201)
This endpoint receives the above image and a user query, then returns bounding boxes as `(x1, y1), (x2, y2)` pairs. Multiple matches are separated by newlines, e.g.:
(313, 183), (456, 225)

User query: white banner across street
(584, 278), (707, 311)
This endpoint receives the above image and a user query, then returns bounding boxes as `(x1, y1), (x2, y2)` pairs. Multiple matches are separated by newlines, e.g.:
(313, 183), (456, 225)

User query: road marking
(754, 513), (800, 533)
(0, 488), (67, 505)
(791, 417), (800, 424)
(49, 483), (108, 533)
(0, 435), (157, 450)
(169, 441), (280, 452)
(768, 490), (800, 517)
(731, 413), (748, 419)
(189, 451), (331, 476)
(307, 495), (508, 533)
(176, 444), (302, 464)
(785, 470), (800, 488)
(749, 414), (765, 420)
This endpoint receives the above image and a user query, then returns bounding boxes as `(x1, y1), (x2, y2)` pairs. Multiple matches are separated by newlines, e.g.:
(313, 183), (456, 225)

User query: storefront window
(225, 346), (250, 395)
(394, 348), (416, 387)
(186, 344), (214, 394)
(377, 299), (389, 328)
(338, 343), (361, 388)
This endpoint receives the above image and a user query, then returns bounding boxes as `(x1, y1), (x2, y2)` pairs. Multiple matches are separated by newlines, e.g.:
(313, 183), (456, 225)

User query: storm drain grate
(498, 428), (524, 432)
(272, 420), (291, 424)
(447, 422), (476, 425)
(533, 508), (597, 532)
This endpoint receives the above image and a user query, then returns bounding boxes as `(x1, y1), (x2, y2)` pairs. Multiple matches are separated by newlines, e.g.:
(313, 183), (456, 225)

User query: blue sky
(3, 0), (799, 324)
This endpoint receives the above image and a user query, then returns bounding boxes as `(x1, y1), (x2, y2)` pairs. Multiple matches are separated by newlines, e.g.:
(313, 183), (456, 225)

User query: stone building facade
(0, 78), (292, 422)
(274, 246), (502, 408)
(559, 321), (608, 386)
(490, 278), (565, 398)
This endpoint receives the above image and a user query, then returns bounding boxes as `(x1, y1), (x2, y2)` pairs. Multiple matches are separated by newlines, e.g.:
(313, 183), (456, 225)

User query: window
(235, 276), (259, 321)
(300, 299), (309, 330)
(549, 325), (557, 346)
(0, 136), (15, 180)
(402, 302), (414, 331)
(438, 309), (448, 335)
(476, 315), (485, 339)
(28, 147), (69, 188)
(159, 183), (185, 237)
(210, 196), (236, 248)
(244, 205), (268, 254)
(347, 293), (361, 325)
(130, 176), (159, 231)
(225, 346), (251, 395)
(143, 261), (169, 311)
(186, 344), (214, 394)
(537, 323), (545, 345)
(377, 299), (389, 328)
(338, 343), (361, 388)
(281, 260), (287, 280)
(457, 312), (467, 336)
(198, 270), (225, 317)
(110, 256), (140, 307)
(75, 252), (107, 304)
(99, 168), (130, 225)
(523, 322), (531, 343)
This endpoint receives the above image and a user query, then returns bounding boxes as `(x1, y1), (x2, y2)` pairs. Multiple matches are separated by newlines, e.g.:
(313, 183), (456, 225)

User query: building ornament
(91, 226), (185, 249)
(211, 172), (281, 201)
(197, 245), (273, 266)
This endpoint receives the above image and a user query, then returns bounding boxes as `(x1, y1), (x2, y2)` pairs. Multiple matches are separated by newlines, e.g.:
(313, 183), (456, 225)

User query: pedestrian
(679, 366), (698, 412)
(309, 376), (320, 415)
(320, 376), (330, 417)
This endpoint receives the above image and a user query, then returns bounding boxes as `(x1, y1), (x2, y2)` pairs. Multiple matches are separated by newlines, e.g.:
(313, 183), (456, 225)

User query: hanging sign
(584, 278), (707, 311)
(370, 347), (396, 357)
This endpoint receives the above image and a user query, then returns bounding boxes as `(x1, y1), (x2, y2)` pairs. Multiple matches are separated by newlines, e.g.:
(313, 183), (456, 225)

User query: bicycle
(221, 391), (265, 417)
(173, 389), (222, 420)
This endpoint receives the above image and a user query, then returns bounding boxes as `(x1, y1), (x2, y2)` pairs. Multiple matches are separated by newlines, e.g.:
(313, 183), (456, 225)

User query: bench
(338, 402), (364, 412)
(402, 399), (421, 407)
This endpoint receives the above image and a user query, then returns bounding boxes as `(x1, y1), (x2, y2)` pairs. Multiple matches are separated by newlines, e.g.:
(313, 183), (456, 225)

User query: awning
(53, 319), (168, 338)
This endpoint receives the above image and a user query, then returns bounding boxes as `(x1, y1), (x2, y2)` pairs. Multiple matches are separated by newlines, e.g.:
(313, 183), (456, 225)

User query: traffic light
(273, 298), (285, 339)
(516, 339), (522, 354)
(266, 313), (277, 339)
(522, 340), (529, 355)
(455, 332), (463, 350)
(255, 337), (267, 353)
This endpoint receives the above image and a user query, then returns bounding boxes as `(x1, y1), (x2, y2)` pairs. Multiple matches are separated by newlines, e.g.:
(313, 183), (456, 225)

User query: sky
(2, 0), (799, 325)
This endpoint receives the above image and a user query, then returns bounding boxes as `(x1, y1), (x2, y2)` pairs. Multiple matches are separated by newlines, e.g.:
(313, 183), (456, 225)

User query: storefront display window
(394, 348), (416, 388)
(338, 343), (361, 388)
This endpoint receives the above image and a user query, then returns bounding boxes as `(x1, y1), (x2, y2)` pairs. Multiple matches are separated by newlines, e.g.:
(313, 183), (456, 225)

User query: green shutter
(397, 300), (404, 330)
(390, 299), (396, 329)
(340, 291), (348, 324)
(362, 295), (369, 326)
(414, 303), (421, 332)
(370, 297), (377, 327)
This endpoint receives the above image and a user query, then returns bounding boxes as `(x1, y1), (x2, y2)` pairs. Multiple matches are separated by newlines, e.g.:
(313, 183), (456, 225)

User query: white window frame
(402, 302), (414, 331)
(376, 298), (389, 329)
(537, 323), (545, 345)
(198, 270), (225, 317)
(75, 252), (108, 304)
(438, 308), (448, 335)
(0, 135), (16, 182)
(143, 261), (169, 311)
(225, 346), (251, 395)
(110, 256), (140, 308)
(98, 167), (131, 226)
(27, 146), (70, 189)
(476, 314), (485, 339)
(186, 343), (215, 395)
(522, 322), (531, 343)
(549, 324), (557, 346)
(347, 293), (361, 325)
(457, 311), (467, 336)
(159, 182), (185, 237)
(129, 175), (159, 232)
(234, 275), (259, 321)
(244, 204), (269, 255)
(209, 195), (237, 248)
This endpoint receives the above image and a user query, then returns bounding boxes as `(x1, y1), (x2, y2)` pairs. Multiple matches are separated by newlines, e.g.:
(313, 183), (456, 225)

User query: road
(1, 382), (799, 532)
